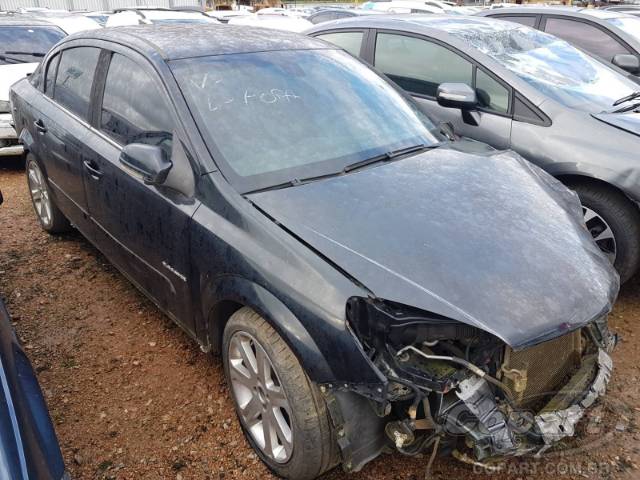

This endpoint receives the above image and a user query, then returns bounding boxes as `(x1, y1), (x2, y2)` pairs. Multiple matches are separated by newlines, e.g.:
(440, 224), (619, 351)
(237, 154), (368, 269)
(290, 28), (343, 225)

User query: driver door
(81, 48), (199, 334)
(370, 31), (513, 150)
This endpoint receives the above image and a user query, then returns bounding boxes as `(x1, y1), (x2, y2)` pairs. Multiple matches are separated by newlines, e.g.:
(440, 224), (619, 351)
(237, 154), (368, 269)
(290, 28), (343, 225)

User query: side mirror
(613, 54), (640, 74)
(436, 83), (478, 110)
(119, 143), (172, 185)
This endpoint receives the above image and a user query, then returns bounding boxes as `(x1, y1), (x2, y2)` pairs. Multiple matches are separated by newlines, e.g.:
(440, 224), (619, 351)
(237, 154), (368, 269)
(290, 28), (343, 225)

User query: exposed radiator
(501, 330), (583, 407)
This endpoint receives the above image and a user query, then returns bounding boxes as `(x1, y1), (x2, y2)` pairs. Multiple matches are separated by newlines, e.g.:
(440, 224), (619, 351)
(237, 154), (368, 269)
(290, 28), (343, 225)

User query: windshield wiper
(243, 143), (438, 196)
(4, 51), (45, 57)
(610, 101), (640, 114)
(342, 143), (433, 173)
(613, 91), (640, 106)
(0, 51), (45, 64)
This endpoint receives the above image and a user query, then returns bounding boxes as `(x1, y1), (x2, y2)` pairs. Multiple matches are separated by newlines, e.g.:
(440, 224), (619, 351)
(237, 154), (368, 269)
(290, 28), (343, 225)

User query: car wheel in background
(26, 155), (71, 233)
(570, 181), (640, 283)
(222, 307), (338, 480)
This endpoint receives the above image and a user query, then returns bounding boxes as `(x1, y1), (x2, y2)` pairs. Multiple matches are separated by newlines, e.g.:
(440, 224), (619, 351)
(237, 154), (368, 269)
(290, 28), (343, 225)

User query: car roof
(66, 24), (332, 60)
(0, 14), (60, 27)
(479, 6), (628, 19)
(310, 13), (522, 37)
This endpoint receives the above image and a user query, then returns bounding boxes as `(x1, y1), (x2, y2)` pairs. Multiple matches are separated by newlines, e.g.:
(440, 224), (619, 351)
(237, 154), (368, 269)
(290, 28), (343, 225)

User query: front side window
(100, 53), (173, 153)
(374, 33), (473, 97)
(53, 47), (100, 120)
(544, 18), (629, 61)
(315, 31), (364, 57)
(0, 26), (65, 65)
(171, 48), (441, 193)
(476, 69), (509, 114)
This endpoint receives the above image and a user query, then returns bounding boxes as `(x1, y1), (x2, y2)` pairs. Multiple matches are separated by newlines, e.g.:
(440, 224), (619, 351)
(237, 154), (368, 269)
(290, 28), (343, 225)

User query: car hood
(593, 112), (640, 137)
(247, 147), (618, 349)
(0, 63), (38, 103)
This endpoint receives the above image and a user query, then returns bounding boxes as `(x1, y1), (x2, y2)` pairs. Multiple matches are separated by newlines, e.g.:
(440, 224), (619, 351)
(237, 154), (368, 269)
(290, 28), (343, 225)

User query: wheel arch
(556, 173), (640, 206)
(202, 275), (335, 383)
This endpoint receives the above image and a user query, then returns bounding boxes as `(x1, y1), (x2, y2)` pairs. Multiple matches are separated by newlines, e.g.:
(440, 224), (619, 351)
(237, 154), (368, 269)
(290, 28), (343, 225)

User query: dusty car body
(307, 15), (640, 283)
(10, 24), (618, 478)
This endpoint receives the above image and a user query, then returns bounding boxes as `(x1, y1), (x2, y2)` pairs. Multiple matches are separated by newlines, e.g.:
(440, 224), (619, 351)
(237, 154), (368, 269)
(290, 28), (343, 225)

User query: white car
(366, 1), (443, 14)
(363, 0), (455, 13)
(105, 9), (220, 27)
(228, 13), (312, 32)
(0, 14), (100, 158)
(206, 10), (251, 23)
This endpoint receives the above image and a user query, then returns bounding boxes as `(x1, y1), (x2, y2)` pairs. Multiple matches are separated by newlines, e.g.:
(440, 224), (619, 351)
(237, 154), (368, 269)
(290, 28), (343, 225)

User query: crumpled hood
(0, 63), (38, 103)
(593, 112), (640, 137)
(248, 147), (619, 348)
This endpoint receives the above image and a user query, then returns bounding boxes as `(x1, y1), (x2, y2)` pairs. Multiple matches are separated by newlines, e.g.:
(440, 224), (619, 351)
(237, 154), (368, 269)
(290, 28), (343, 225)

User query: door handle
(33, 119), (47, 134)
(83, 160), (103, 179)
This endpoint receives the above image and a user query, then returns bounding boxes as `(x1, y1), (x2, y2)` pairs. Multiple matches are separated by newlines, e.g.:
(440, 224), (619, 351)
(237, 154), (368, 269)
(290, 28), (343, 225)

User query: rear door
(81, 47), (199, 334)
(31, 46), (100, 229)
(369, 31), (513, 149)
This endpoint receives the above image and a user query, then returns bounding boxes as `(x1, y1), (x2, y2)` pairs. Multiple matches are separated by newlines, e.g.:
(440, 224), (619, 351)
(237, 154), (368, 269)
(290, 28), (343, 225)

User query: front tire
(222, 307), (338, 480)
(569, 181), (640, 283)
(26, 155), (70, 234)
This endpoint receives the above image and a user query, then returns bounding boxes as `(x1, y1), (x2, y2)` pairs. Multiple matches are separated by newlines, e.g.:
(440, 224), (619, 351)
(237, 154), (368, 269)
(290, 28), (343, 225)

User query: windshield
(0, 25), (65, 64)
(451, 24), (638, 112)
(607, 16), (640, 42)
(171, 49), (441, 192)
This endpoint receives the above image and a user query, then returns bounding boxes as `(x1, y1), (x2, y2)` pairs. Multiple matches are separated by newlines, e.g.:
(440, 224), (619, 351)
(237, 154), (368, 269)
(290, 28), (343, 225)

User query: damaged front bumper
(0, 114), (23, 157)
(326, 299), (617, 473)
(448, 347), (613, 462)
(534, 348), (612, 447)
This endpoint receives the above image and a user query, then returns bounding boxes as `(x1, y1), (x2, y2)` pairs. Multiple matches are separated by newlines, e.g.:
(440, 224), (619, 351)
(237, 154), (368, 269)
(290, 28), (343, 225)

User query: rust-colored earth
(1, 160), (638, 480)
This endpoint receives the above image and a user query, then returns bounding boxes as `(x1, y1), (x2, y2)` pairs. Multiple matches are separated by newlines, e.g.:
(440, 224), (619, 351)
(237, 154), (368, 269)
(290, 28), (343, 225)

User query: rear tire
(26, 155), (71, 234)
(222, 307), (338, 480)
(569, 181), (640, 283)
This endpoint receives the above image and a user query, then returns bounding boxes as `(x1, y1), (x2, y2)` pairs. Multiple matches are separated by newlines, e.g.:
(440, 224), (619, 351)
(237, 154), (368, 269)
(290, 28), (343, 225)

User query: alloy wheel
(27, 161), (52, 228)
(228, 331), (294, 463)
(583, 206), (616, 264)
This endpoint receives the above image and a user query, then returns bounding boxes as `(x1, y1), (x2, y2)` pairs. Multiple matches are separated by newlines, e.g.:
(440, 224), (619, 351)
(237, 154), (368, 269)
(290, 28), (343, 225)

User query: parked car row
(7, 12), (622, 479)
(0, 13), (100, 158)
(310, 13), (640, 284)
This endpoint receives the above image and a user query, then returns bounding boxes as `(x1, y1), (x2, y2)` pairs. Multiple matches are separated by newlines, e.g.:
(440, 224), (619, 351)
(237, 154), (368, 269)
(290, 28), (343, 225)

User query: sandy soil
(1, 160), (639, 480)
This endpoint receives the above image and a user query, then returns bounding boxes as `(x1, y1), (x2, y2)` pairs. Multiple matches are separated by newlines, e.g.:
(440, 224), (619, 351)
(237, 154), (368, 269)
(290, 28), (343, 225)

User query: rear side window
(493, 15), (537, 28)
(0, 26), (65, 65)
(315, 32), (364, 57)
(45, 54), (60, 97)
(54, 47), (100, 120)
(374, 33), (473, 97)
(100, 53), (173, 153)
(544, 18), (630, 61)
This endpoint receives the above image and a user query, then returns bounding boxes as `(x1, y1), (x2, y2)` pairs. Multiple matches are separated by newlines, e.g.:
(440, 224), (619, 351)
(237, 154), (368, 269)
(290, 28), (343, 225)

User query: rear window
(0, 25), (65, 65)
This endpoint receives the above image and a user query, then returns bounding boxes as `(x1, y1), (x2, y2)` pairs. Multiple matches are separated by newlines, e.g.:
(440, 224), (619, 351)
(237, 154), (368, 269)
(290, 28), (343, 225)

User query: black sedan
(10, 25), (618, 479)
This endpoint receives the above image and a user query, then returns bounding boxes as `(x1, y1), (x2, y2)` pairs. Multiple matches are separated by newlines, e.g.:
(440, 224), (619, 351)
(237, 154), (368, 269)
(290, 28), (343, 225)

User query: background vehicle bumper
(0, 115), (23, 157)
